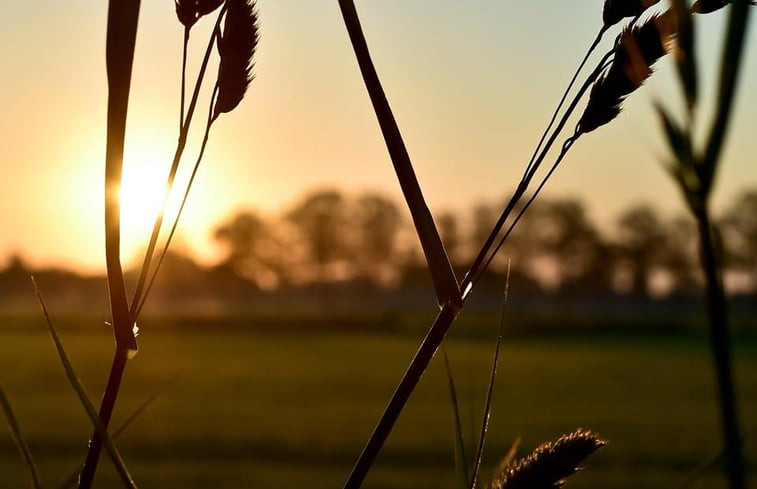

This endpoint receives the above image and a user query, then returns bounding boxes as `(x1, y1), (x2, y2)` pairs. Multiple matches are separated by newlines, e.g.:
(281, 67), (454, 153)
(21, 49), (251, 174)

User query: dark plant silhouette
(491, 430), (606, 489)
(655, 1), (752, 487)
(78, 1), (260, 486)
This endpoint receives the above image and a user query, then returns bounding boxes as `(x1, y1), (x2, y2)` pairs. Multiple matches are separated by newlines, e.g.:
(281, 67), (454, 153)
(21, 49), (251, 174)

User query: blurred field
(1, 317), (756, 489)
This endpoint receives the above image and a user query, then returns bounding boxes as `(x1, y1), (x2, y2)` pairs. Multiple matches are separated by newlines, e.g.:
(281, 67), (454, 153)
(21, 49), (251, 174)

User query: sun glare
(119, 152), (173, 262)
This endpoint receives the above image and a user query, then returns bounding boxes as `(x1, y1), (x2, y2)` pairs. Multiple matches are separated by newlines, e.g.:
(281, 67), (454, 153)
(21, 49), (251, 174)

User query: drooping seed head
(213, 0), (260, 118)
(175, 0), (224, 29)
(578, 10), (677, 134)
(603, 0), (661, 28)
(491, 429), (606, 489)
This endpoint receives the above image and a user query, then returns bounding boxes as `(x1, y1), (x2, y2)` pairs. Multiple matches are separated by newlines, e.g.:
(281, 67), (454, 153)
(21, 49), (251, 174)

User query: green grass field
(1, 319), (756, 488)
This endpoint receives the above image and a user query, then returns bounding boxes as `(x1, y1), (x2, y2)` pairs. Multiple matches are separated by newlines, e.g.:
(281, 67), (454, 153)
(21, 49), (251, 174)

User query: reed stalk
(337, 0), (461, 309)
(79, 1), (141, 486)
(656, 2), (751, 487)
(341, 3), (674, 485)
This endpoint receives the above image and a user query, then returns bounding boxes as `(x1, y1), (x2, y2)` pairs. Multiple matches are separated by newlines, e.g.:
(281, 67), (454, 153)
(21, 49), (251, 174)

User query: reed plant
(75, 1), (259, 487)
(337, 1), (752, 487)
(655, 1), (752, 488)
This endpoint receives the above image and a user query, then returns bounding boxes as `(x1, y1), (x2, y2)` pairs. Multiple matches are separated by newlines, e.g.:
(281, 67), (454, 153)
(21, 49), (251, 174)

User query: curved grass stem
(129, 8), (225, 320)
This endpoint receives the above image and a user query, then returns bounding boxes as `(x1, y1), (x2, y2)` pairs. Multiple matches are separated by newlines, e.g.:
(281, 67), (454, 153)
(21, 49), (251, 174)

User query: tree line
(212, 187), (757, 297)
(2, 187), (755, 317)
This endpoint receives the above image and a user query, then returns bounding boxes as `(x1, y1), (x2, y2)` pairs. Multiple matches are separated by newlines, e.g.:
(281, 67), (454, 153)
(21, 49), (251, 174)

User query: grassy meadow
(1, 316), (756, 488)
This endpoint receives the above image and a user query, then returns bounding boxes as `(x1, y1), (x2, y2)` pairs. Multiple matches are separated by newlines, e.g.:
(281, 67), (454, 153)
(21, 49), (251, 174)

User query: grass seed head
(578, 10), (677, 134)
(491, 429), (606, 489)
(175, 0), (224, 28)
(603, 0), (661, 27)
(213, 0), (260, 118)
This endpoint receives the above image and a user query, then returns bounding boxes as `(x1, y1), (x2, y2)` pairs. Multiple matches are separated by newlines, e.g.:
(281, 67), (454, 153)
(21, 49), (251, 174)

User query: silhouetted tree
(353, 193), (402, 284)
(662, 216), (700, 295)
(437, 211), (462, 266)
(214, 210), (283, 288)
(615, 205), (668, 296)
(503, 198), (608, 291)
(720, 189), (757, 291)
(286, 189), (351, 282)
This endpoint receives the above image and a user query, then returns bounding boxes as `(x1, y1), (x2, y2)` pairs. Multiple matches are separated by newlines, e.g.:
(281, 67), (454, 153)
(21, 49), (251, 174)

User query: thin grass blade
(55, 372), (181, 489)
(135, 89), (218, 317)
(129, 8), (225, 320)
(470, 263), (510, 489)
(0, 383), (43, 489)
(337, 0), (461, 308)
(441, 347), (471, 489)
(31, 278), (137, 489)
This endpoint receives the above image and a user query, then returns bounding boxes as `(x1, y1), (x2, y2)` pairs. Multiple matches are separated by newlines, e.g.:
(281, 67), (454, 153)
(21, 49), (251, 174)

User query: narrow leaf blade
(442, 348), (471, 489)
(31, 278), (138, 489)
(0, 384), (43, 489)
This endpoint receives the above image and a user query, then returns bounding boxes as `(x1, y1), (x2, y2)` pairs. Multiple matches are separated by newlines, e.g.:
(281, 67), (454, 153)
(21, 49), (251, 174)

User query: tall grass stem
(469, 264), (510, 489)
(524, 26), (607, 178)
(337, 0), (461, 308)
(85, 0), (141, 485)
(696, 211), (745, 489)
(129, 8), (225, 321)
(135, 87), (218, 317)
(343, 301), (460, 489)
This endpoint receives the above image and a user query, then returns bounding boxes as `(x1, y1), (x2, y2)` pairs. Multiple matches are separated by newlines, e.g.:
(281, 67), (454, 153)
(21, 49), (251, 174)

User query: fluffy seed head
(603, 0), (661, 27)
(578, 10), (677, 134)
(213, 0), (260, 118)
(175, 0), (224, 28)
(491, 429), (606, 489)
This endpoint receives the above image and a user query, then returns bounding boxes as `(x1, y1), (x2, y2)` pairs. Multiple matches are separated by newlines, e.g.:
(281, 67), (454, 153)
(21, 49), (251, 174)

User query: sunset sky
(1, 1), (756, 273)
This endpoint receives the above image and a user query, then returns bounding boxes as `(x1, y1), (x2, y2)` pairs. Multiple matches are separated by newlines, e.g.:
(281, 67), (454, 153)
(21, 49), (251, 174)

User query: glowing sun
(118, 154), (176, 261)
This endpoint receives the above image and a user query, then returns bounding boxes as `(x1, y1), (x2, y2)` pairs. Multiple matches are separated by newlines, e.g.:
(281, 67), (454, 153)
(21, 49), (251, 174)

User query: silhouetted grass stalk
(129, 7), (226, 320)
(340, 2), (678, 486)
(56, 373), (181, 489)
(79, 1), (141, 486)
(337, 0), (461, 309)
(469, 265), (510, 489)
(32, 279), (136, 489)
(655, 2), (751, 488)
(697, 214), (745, 489)
(134, 86), (219, 317)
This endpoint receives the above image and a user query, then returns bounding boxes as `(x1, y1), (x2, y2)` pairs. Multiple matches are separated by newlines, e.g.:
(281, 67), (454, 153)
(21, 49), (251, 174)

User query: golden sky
(1, 1), (756, 272)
